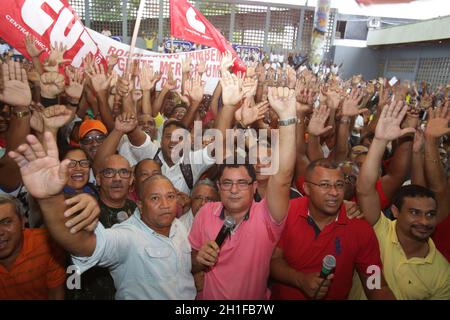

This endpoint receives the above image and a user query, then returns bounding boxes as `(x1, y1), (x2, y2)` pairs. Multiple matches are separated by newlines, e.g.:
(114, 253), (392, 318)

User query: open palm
(8, 133), (68, 199)
(375, 100), (415, 141)
(308, 105), (333, 137)
(0, 61), (32, 107)
(425, 105), (450, 138)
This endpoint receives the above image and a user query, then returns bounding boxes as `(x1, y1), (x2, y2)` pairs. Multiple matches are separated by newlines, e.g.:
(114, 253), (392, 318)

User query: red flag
(356, 0), (415, 5)
(0, 0), (105, 67)
(170, 0), (246, 74)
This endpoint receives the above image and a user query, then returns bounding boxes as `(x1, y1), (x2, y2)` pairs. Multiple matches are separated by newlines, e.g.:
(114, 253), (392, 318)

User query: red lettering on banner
(107, 46), (117, 56)
(175, 62), (181, 76)
(0, 0), (105, 67)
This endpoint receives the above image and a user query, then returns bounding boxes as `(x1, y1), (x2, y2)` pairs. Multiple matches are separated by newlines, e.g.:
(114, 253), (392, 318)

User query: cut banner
(0, 0), (105, 67)
(0, 0), (221, 94)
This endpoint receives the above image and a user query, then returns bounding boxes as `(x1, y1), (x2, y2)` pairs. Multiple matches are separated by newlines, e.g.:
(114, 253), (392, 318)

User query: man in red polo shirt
(270, 159), (395, 300)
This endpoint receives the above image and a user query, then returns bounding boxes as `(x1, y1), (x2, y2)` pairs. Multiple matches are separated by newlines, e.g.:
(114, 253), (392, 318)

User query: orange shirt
(0, 229), (66, 299)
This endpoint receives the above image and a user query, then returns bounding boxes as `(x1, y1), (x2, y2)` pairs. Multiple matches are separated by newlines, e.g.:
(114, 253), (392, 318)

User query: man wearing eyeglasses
(270, 156), (395, 300)
(179, 179), (219, 234)
(189, 87), (298, 300)
(96, 155), (136, 228)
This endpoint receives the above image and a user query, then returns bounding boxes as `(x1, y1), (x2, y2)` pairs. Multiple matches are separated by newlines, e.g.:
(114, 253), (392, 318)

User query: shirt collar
(300, 197), (348, 225)
(219, 205), (251, 221)
(390, 220), (436, 264)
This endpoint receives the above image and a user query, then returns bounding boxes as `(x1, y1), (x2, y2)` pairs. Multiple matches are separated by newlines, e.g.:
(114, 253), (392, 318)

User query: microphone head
(224, 215), (236, 229)
(323, 255), (336, 271)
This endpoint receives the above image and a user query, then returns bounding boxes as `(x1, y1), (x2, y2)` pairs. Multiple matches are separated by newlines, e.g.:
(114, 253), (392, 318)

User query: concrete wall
(333, 45), (380, 80)
(378, 43), (450, 82)
(333, 42), (450, 84)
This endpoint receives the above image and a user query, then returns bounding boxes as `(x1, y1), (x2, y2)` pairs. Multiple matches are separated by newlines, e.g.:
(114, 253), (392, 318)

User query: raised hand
(181, 56), (192, 74)
(65, 67), (85, 104)
(342, 87), (367, 117)
(164, 66), (177, 91)
(425, 104), (450, 138)
(401, 106), (420, 130)
(25, 34), (44, 59)
(220, 70), (243, 106)
(255, 63), (266, 83)
(295, 81), (315, 115)
(184, 73), (204, 104)
(322, 87), (342, 111)
(245, 61), (257, 79)
(107, 54), (119, 73)
(30, 103), (45, 134)
(139, 64), (159, 91)
(242, 77), (258, 99)
(197, 58), (207, 75)
(86, 63), (113, 94)
(268, 87), (297, 120)
(235, 100), (269, 127)
(64, 193), (100, 234)
(43, 105), (74, 131)
(286, 66), (297, 89)
(43, 42), (71, 72)
(115, 112), (138, 133)
(40, 71), (65, 99)
(8, 132), (69, 199)
(220, 51), (235, 74)
(116, 75), (132, 97)
(0, 61), (32, 107)
(308, 105), (333, 137)
(375, 100), (416, 141)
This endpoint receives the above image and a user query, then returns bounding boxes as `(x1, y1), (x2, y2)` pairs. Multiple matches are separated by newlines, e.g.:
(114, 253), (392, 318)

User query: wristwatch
(278, 117), (297, 126)
(13, 110), (31, 118)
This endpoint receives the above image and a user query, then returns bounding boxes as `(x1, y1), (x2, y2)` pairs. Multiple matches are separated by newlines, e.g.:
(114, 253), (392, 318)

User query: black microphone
(319, 255), (336, 279)
(215, 216), (236, 247)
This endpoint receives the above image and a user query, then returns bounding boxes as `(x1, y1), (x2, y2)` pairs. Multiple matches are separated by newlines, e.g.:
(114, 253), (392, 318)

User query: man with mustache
(356, 103), (450, 299)
(66, 154), (136, 300)
(96, 154), (136, 228)
(9, 133), (196, 299)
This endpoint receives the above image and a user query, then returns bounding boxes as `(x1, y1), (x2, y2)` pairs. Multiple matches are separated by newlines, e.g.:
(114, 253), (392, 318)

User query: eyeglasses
(67, 159), (90, 168)
(80, 134), (106, 145)
(192, 195), (216, 203)
(100, 168), (132, 179)
(219, 180), (253, 191)
(305, 180), (345, 191)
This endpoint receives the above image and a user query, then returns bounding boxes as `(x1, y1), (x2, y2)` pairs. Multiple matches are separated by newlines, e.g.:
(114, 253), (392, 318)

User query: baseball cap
(79, 119), (108, 139)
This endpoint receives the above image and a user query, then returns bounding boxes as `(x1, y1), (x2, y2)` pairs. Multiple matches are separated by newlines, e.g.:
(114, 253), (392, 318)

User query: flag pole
(125, 0), (146, 75)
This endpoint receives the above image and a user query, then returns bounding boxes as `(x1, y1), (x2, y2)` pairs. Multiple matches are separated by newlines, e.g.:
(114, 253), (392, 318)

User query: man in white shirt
(9, 134), (196, 300)
(179, 179), (219, 233)
(129, 119), (216, 194)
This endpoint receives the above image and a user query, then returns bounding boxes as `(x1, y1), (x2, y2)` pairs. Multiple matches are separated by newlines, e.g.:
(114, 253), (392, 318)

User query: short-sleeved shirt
(189, 199), (286, 300)
(71, 210), (196, 300)
(0, 229), (66, 299)
(295, 176), (390, 209)
(373, 214), (450, 299)
(433, 215), (450, 263)
(271, 197), (382, 300)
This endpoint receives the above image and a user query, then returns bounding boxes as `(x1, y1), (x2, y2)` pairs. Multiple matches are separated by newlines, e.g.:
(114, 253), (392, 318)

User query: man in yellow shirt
(355, 101), (450, 300)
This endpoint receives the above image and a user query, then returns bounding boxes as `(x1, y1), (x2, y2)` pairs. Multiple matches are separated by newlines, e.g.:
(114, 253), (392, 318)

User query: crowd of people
(0, 33), (449, 300)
